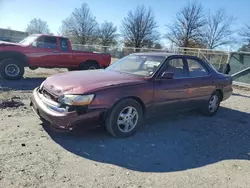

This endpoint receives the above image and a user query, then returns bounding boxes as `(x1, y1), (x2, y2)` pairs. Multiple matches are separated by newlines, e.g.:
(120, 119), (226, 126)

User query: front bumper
(30, 88), (104, 131)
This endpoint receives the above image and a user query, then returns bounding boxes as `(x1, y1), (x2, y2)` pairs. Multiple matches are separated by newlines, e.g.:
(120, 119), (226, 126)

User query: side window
(36, 36), (57, 49)
(163, 58), (188, 78)
(186, 59), (209, 77)
(59, 38), (69, 52)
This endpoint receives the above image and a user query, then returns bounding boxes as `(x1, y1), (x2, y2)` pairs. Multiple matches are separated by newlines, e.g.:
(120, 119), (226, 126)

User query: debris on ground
(0, 97), (24, 109)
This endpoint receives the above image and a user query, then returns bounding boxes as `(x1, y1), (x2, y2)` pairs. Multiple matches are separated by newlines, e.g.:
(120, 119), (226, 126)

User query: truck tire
(0, 58), (24, 80)
(67, 67), (80, 71)
(80, 61), (100, 70)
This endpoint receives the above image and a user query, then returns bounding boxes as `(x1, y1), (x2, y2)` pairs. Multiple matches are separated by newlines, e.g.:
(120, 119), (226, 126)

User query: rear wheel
(0, 58), (24, 80)
(200, 91), (221, 116)
(105, 99), (144, 138)
(29, 66), (38, 70)
(67, 67), (79, 71)
(80, 61), (100, 70)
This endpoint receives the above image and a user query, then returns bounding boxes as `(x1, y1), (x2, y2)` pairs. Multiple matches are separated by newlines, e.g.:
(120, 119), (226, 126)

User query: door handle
(54, 51), (58, 53)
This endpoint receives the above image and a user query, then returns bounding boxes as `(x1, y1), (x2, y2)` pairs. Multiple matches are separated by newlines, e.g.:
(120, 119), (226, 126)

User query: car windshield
(19, 35), (38, 45)
(106, 55), (166, 76)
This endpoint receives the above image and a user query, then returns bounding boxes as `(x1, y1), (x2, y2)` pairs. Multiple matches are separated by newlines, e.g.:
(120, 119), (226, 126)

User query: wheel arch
(104, 96), (146, 119)
(214, 89), (223, 101)
(80, 59), (100, 68)
(0, 51), (29, 66)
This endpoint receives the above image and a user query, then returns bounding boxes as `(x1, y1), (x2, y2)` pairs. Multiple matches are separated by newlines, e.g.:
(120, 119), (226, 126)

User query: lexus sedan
(30, 53), (233, 137)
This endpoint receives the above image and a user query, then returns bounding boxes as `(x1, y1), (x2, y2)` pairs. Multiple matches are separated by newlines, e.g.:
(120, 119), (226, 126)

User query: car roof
(132, 52), (175, 57)
(131, 52), (200, 59)
(32, 34), (66, 38)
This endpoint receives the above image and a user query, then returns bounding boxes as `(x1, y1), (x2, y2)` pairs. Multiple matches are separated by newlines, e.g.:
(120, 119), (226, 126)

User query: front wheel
(0, 58), (24, 80)
(105, 99), (144, 138)
(200, 91), (221, 116)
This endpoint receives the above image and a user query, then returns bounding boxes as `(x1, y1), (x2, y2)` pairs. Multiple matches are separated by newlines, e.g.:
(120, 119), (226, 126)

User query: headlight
(39, 81), (45, 89)
(59, 94), (94, 106)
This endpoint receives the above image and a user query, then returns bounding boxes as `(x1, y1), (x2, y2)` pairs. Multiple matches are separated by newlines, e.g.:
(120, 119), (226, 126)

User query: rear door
(183, 57), (214, 107)
(153, 56), (193, 114)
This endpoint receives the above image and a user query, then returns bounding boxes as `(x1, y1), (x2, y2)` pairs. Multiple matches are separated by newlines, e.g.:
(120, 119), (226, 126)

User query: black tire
(105, 98), (144, 138)
(80, 61), (100, 70)
(200, 91), (221, 116)
(0, 58), (24, 80)
(29, 66), (38, 70)
(67, 67), (79, 71)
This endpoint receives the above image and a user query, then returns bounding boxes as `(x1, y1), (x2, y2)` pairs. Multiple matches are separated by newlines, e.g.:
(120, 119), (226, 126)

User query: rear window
(206, 60), (220, 72)
(59, 38), (69, 52)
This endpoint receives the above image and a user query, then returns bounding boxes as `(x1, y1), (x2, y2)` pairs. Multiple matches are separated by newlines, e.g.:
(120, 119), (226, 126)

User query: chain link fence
(72, 44), (230, 68)
(72, 44), (250, 84)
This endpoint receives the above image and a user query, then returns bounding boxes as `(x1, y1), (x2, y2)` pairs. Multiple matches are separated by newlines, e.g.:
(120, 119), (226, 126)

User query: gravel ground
(0, 68), (250, 188)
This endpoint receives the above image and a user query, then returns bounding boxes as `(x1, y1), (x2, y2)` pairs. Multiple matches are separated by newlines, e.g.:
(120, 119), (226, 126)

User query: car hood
(43, 69), (146, 96)
(0, 41), (23, 47)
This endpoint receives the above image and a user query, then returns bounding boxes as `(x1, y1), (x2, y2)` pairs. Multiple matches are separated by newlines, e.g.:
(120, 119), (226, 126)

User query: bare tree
(26, 18), (50, 34)
(238, 25), (250, 51)
(240, 24), (250, 43)
(154, 42), (163, 49)
(165, 1), (205, 47)
(98, 21), (117, 46)
(60, 3), (98, 45)
(238, 44), (250, 52)
(121, 5), (159, 49)
(202, 9), (236, 49)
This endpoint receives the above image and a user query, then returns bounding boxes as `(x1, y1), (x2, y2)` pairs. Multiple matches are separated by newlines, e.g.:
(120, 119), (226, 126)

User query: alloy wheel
(117, 106), (139, 133)
(208, 95), (219, 113)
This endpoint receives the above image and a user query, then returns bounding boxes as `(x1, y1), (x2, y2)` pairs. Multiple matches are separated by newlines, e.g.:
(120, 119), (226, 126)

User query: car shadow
(0, 77), (45, 91)
(42, 107), (250, 173)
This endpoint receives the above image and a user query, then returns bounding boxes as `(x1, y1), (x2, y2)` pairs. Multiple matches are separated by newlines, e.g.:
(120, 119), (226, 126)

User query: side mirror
(160, 71), (174, 79)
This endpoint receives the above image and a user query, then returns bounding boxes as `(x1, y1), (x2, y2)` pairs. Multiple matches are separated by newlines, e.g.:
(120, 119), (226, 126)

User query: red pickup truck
(0, 34), (111, 80)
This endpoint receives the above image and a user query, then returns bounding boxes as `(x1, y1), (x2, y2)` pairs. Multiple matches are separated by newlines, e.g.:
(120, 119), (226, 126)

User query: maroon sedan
(30, 53), (233, 137)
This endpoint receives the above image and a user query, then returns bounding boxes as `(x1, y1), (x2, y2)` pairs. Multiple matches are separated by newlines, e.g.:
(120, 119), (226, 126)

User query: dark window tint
(59, 38), (69, 52)
(36, 36), (57, 49)
(164, 58), (188, 78)
(186, 58), (209, 77)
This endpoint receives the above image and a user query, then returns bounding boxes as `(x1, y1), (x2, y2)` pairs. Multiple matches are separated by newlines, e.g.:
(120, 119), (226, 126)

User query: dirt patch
(0, 62), (250, 187)
(233, 85), (250, 91)
(0, 97), (24, 109)
(0, 86), (250, 187)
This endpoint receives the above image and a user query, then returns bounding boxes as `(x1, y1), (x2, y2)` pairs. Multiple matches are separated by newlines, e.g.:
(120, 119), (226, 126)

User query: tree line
(25, 1), (250, 51)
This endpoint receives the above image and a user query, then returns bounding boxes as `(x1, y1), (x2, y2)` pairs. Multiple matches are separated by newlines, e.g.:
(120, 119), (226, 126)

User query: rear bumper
(30, 88), (105, 131)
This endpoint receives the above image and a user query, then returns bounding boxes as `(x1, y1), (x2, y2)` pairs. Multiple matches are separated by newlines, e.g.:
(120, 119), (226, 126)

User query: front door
(153, 56), (192, 115)
(29, 36), (60, 67)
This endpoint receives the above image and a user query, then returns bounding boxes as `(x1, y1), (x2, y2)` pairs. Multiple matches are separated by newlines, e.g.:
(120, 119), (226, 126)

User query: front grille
(40, 88), (59, 102)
